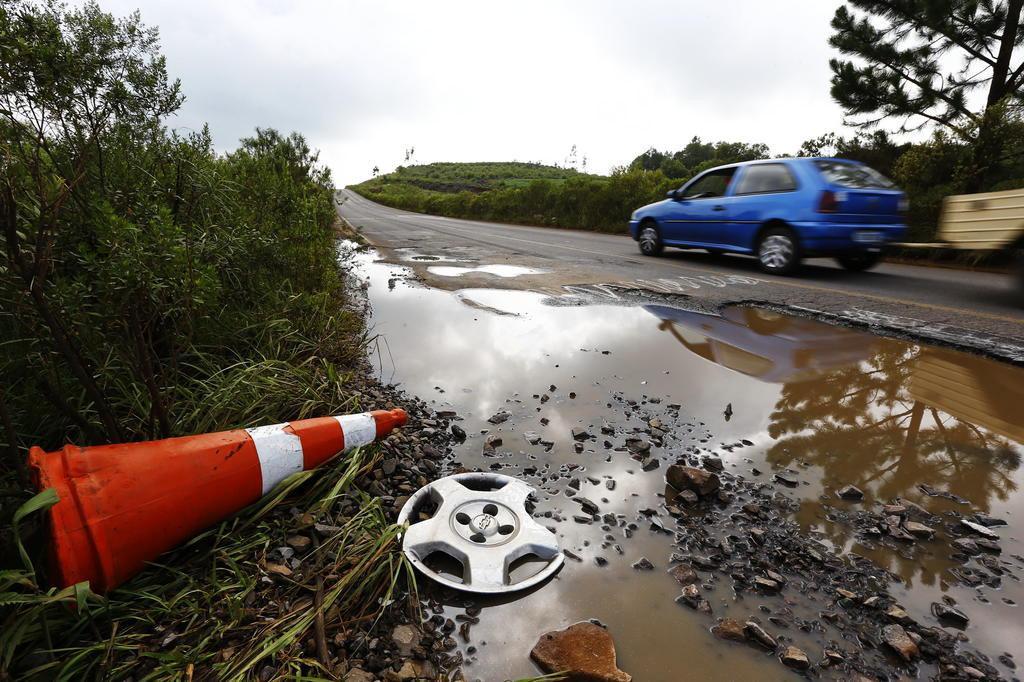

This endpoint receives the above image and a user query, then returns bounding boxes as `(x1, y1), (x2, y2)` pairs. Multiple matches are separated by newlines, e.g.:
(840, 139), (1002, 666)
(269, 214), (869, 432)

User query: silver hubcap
(759, 234), (793, 269)
(397, 473), (563, 594)
(639, 226), (659, 252)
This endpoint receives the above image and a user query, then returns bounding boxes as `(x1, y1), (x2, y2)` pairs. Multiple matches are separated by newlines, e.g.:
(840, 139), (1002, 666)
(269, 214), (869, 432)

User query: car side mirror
(666, 190), (678, 200)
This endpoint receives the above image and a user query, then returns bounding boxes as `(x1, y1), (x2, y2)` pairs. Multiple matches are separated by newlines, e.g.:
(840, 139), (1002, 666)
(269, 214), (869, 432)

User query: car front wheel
(756, 227), (800, 275)
(836, 250), (882, 271)
(638, 222), (664, 256)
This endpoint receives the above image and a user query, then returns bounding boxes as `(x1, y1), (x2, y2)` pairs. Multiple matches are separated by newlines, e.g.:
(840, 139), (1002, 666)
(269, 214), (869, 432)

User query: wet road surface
(337, 189), (1024, 364)
(344, 243), (1024, 681)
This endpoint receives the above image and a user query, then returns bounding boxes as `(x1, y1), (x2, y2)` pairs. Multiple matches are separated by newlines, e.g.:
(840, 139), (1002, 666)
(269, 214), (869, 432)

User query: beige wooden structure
(938, 188), (1024, 250)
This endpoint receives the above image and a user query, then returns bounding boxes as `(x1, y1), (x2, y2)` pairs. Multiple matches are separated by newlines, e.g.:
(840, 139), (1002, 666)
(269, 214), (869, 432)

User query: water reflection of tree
(765, 345), (1021, 513)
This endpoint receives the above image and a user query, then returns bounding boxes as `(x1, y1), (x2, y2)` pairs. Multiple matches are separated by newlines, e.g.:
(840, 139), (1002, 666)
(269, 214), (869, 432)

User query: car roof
(701, 157), (864, 172)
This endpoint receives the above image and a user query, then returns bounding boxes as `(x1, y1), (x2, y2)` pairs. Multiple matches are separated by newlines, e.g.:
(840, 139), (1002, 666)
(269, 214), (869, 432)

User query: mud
(345, 243), (1024, 680)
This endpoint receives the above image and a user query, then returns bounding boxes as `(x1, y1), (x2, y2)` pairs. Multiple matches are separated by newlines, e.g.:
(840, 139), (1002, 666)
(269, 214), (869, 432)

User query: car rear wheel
(756, 226), (800, 275)
(638, 222), (663, 256)
(836, 250), (882, 271)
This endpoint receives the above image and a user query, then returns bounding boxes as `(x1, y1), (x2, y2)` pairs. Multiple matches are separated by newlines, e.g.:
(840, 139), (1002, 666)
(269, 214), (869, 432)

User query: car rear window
(814, 160), (895, 189)
(734, 164), (797, 195)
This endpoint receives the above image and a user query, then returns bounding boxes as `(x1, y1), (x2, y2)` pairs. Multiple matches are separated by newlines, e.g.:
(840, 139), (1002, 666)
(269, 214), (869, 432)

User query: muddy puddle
(427, 264), (546, 279)
(346, 244), (1024, 681)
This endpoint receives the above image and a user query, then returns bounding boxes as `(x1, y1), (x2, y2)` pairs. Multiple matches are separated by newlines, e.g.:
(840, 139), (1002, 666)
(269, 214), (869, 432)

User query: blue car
(628, 157), (907, 274)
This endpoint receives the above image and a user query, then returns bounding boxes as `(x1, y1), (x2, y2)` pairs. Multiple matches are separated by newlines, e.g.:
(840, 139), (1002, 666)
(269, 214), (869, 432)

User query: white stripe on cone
(336, 413), (376, 450)
(246, 424), (304, 495)
(247, 413), (378, 495)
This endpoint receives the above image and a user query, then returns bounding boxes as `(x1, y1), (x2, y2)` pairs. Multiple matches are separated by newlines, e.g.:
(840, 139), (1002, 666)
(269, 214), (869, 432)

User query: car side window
(681, 168), (737, 199)
(734, 164), (798, 195)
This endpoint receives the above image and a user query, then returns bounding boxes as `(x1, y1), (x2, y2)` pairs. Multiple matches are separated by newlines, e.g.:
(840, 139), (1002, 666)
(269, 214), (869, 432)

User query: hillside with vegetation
(354, 160), (666, 232)
(365, 161), (595, 192)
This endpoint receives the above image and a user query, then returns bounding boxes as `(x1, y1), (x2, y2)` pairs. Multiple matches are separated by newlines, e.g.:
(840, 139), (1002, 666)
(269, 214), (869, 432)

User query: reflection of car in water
(644, 304), (874, 383)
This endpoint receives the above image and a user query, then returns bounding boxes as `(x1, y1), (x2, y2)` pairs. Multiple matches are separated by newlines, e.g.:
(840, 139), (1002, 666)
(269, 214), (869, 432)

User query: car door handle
(712, 205), (726, 212)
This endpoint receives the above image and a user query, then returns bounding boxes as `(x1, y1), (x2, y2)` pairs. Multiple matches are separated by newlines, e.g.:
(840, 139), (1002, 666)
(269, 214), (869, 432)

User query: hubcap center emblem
(471, 513), (498, 536)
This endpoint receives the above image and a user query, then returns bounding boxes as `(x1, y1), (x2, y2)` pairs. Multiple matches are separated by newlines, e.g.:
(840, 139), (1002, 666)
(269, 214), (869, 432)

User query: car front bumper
(628, 219), (641, 240)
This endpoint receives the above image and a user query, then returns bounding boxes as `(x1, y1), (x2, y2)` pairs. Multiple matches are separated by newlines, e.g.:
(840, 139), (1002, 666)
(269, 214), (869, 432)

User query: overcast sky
(99, 1), (850, 184)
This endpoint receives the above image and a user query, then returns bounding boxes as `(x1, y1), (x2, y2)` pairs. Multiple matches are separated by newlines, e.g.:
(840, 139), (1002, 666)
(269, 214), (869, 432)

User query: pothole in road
(392, 247), (468, 263)
(346, 243), (1024, 681)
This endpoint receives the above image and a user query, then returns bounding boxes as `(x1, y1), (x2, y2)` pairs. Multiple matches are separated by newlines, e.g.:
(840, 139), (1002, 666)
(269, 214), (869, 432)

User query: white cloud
(99, 0), (848, 184)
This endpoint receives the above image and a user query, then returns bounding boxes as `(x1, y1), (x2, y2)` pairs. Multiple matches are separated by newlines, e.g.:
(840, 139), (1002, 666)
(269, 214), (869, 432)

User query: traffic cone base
(28, 409), (406, 593)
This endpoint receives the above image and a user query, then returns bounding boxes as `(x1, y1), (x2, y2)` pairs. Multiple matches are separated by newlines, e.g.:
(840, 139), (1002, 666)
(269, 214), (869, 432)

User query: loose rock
(530, 622), (631, 682)
(881, 624), (920, 662)
(668, 564), (698, 585)
(665, 465), (720, 497)
(711, 618), (746, 642)
(572, 427), (592, 441)
(931, 602), (969, 627)
(837, 484), (864, 500)
(904, 521), (935, 538)
(702, 455), (724, 471)
(744, 621), (777, 649)
(779, 646), (809, 670)
(962, 519), (1000, 539)
(391, 624), (420, 657)
(773, 471), (799, 487)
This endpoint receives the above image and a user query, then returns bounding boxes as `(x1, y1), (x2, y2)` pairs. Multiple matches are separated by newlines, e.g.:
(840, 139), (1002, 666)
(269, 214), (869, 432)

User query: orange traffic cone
(27, 409), (407, 593)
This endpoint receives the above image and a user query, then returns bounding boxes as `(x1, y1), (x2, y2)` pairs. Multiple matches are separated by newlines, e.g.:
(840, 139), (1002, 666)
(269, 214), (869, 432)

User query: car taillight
(818, 190), (839, 213)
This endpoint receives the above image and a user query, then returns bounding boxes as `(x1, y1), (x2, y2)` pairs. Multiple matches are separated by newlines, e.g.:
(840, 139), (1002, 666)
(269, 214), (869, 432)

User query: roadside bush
(0, 1), (382, 676)
(890, 133), (970, 242)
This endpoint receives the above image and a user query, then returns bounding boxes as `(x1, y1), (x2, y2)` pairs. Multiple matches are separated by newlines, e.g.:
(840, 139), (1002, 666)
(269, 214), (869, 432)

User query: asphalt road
(337, 189), (1024, 363)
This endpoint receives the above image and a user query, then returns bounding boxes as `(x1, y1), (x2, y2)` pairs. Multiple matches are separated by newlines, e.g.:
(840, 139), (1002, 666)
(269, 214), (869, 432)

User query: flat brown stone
(666, 465), (720, 497)
(531, 622), (631, 682)
(711, 618), (746, 642)
(667, 564), (698, 585)
(882, 624), (920, 662)
(780, 646), (810, 670)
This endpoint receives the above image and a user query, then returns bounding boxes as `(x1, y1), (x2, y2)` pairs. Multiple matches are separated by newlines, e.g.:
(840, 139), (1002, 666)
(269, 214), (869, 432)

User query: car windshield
(814, 160), (895, 189)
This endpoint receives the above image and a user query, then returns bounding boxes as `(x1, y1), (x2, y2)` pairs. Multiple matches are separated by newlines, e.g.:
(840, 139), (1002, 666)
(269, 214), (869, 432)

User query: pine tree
(829, 0), (1023, 188)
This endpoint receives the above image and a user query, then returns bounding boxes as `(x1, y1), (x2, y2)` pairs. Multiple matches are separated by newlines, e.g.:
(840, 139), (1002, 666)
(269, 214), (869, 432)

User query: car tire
(638, 221), (664, 257)
(836, 250), (882, 272)
(756, 226), (800, 275)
